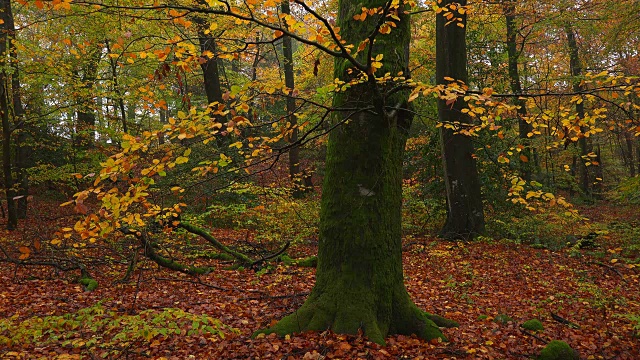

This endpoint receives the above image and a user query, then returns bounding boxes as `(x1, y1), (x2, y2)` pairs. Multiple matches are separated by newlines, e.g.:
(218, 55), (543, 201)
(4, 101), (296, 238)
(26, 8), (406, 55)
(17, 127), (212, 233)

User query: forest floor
(0, 199), (639, 359)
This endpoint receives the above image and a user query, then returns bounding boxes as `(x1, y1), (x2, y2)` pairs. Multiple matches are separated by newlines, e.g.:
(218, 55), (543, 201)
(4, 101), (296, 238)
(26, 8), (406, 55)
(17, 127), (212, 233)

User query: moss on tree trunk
(256, 0), (444, 345)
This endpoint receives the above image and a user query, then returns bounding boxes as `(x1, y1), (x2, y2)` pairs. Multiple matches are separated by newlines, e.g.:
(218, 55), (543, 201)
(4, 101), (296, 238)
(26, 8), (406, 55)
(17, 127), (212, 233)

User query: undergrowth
(0, 301), (236, 358)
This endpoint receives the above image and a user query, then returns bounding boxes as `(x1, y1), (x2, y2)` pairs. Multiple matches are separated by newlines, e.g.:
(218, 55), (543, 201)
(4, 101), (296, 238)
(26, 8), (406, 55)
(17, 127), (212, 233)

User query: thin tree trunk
(565, 25), (591, 195)
(281, 0), (304, 197)
(194, 18), (224, 106)
(105, 40), (128, 134)
(437, 0), (484, 239)
(624, 130), (635, 176)
(260, 0), (444, 344)
(503, 0), (534, 181)
(75, 48), (101, 148)
(3, 0), (28, 218)
(0, 0), (17, 229)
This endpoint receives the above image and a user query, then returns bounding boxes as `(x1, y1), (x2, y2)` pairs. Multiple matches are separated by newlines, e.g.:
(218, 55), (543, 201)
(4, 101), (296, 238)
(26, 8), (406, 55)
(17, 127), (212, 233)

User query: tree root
(279, 254), (317, 267)
(254, 288), (448, 345)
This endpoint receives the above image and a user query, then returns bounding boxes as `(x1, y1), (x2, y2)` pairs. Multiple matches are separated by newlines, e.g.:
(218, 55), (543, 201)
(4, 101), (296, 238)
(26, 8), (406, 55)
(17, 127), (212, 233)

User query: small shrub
(402, 184), (446, 235)
(486, 211), (585, 251)
(522, 319), (544, 331)
(538, 340), (579, 360)
(0, 301), (236, 358)
(610, 176), (640, 204)
(193, 183), (319, 245)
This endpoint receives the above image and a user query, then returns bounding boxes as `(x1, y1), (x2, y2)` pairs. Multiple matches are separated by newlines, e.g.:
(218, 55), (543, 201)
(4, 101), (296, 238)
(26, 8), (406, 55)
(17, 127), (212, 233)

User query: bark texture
(281, 0), (304, 197)
(0, 0), (17, 229)
(256, 0), (444, 345)
(503, 0), (534, 181)
(437, 0), (485, 239)
(565, 25), (591, 195)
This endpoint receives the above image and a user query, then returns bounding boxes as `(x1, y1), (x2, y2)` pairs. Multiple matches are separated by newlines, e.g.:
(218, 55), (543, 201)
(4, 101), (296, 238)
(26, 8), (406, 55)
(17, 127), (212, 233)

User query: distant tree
(437, 0), (485, 239)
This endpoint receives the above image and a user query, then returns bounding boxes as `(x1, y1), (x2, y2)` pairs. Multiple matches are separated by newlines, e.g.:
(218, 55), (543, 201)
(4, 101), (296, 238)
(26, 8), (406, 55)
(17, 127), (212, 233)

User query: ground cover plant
(1, 0), (640, 359)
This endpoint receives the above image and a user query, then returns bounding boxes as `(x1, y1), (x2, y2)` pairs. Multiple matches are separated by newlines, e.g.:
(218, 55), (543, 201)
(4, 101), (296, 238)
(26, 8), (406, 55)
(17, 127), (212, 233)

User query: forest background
(0, 0), (639, 358)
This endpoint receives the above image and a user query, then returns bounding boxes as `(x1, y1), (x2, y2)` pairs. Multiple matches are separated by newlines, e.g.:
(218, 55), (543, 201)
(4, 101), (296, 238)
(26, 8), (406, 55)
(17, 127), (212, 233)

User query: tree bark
(3, 0), (28, 218)
(257, 0), (444, 345)
(281, 0), (304, 197)
(624, 130), (635, 176)
(565, 25), (591, 195)
(0, 0), (17, 229)
(194, 16), (224, 106)
(75, 48), (101, 149)
(503, 0), (534, 181)
(437, 0), (485, 240)
(105, 39), (128, 134)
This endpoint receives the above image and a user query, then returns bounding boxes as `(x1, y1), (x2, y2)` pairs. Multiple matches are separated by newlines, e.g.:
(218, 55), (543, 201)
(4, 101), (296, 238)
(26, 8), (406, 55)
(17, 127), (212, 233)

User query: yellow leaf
(610, 258), (618, 264)
(175, 156), (189, 164)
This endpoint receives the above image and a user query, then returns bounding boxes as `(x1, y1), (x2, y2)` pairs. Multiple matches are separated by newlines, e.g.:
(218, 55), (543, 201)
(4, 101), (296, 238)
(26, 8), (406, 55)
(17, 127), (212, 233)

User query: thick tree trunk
(258, 0), (444, 345)
(503, 0), (534, 181)
(437, 0), (485, 240)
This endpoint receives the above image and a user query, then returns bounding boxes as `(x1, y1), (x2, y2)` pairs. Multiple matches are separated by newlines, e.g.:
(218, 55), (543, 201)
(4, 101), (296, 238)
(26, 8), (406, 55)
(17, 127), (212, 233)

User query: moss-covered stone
(522, 319), (544, 331)
(79, 277), (98, 291)
(539, 340), (579, 360)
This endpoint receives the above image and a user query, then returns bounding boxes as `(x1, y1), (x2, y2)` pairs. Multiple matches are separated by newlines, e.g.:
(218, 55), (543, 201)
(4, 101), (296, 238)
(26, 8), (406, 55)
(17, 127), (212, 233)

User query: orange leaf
(519, 155), (529, 162)
(19, 246), (30, 260)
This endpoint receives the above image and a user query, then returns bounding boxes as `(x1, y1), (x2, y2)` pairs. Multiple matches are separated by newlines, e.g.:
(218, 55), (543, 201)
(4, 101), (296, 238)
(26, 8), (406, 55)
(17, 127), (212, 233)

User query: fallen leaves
(0, 199), (639, 359)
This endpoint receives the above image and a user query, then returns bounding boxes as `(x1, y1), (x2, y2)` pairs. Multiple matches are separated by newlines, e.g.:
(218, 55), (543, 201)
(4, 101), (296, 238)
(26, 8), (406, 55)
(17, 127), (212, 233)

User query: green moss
(425, 313), (459, 328)
(279, 254), (317, 267)
(522, 319), (544, 331)
(539, 340), (579, 360)
(203, 252), (234, 261)
(79, 277), (98, 291)
(493, 314), (513, 324)
(295, 256), (317, 267)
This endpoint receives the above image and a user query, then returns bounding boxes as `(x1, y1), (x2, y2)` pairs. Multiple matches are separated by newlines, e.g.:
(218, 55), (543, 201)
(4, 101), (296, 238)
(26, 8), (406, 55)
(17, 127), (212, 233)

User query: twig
(589, 261), (628, 283)
(520, 328), (549, 344)
(250, 241), (290, 268)
(550, 312), (580, 329)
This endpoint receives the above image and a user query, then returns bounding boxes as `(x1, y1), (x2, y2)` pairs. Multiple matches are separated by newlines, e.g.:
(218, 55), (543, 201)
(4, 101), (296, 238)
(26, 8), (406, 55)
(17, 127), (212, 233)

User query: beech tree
(437, 0), (484, 239)
(258, 0), (446, 344)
